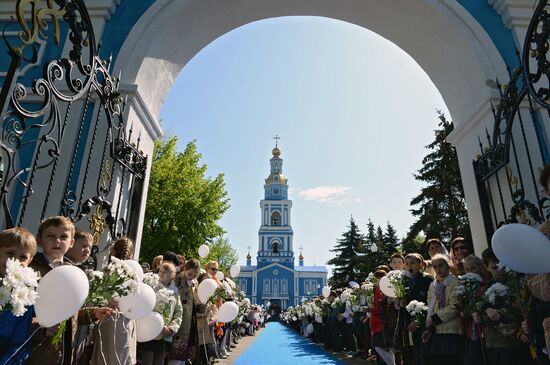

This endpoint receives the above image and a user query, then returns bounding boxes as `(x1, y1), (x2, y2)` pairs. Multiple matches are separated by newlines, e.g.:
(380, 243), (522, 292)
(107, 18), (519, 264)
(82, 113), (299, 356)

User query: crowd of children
(0, 216), (266, 365)
(282, 242), (550, 365)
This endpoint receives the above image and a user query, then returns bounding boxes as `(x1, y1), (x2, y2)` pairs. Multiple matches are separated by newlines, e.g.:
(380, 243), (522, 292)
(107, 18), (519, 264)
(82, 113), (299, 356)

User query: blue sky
(159, 16), (449, 271)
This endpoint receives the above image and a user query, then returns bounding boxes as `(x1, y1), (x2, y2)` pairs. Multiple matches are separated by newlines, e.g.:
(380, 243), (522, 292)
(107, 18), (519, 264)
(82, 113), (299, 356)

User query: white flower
(485, 282), (509, 305)
(458, 273), (482, 283)
(454, 285), (466, 296)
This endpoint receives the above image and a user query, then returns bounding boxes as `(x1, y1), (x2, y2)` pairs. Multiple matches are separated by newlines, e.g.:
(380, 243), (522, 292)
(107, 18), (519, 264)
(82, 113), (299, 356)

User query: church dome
(265, 172), (287, 185)
(246, 252), (252, 260)
(272, 146), (281, 158)
(299, 253), (304, 261)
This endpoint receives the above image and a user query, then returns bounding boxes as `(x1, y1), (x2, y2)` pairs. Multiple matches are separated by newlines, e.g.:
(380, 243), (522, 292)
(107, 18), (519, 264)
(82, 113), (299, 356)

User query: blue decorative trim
(456, 0), (519, 69)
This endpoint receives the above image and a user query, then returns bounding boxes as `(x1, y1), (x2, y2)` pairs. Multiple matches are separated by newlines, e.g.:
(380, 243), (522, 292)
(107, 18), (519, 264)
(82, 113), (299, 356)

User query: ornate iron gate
(0, 0), (147, 266)
(474, 0), (550, 243)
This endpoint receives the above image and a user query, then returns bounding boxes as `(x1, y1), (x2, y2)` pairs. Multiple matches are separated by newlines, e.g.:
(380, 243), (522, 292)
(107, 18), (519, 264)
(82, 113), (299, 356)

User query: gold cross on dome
(273, 134), (280, 147)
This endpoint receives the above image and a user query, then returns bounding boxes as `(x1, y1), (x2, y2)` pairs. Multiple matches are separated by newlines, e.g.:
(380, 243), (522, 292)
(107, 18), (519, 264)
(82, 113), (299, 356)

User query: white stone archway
(115, 0), (512, 253)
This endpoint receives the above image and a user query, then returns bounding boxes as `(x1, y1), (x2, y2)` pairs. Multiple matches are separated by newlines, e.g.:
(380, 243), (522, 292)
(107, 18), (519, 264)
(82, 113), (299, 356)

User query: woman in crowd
(422, 254), (463, 365)
(169, 258), (201, 365)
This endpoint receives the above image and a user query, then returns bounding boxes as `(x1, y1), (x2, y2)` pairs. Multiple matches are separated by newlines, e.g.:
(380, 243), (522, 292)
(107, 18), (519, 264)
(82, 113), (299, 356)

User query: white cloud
(298, 185), (353, 203)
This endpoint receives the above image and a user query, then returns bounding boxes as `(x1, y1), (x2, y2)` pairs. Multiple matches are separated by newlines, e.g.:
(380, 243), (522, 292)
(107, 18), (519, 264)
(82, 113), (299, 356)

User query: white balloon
(119, 282), (156, 320)
(243, 298), (251, 306)
(124, 260), (144, 282)
(370, 244), (378, 253)
(215, 271), (225, 281)
(379, 276), (396, 298)
(198, 278), (218, 304)
(322, 286), (331, 298)
(198, 244), (210, 258)
(217, 301), (239, 322)
(315, 314), (323, 323)
(306, 323), (314, 335)
(35, 266), (90, 327)
(348, 281), (359, 289)
(253, 312), (260, 321)
(266, 301), (271, 307)
(136, 312), (164, 342)
(230, 264), (241, 277)
(492, 223), (550, 274)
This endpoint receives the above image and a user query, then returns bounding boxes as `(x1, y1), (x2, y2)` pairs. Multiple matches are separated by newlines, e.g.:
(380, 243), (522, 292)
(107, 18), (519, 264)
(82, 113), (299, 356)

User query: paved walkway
(231, 322), (342, 365)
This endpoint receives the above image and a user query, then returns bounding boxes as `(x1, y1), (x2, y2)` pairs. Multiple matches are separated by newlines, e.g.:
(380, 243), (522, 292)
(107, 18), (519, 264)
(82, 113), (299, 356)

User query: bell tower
(257, 137), (294, 269)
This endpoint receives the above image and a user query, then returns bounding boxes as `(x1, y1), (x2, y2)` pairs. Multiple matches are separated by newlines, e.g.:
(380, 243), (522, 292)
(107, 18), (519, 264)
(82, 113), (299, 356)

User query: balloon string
(113, 311), (123, 365)
(97, 317), (109, 365)
(3, 326), (41, 365)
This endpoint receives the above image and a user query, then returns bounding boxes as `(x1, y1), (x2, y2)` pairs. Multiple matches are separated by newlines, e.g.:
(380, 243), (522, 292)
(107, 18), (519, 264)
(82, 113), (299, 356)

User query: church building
(236, 141), (328, 312)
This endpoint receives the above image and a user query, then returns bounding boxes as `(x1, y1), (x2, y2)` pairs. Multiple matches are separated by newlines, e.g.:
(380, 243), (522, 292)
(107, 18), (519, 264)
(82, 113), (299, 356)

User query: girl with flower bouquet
(0, 228), (39, 365)
(421, 254), (463, 365)
(395, 253), (433, 365)
(140, 262), (183, 365)
(477, 249), (534, 365)
(91, 237), (140, 365)
(168, 258), (201, 365)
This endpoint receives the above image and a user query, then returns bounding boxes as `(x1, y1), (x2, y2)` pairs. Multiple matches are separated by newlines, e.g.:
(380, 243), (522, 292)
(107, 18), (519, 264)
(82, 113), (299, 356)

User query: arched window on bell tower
(271, 211), (281, 226)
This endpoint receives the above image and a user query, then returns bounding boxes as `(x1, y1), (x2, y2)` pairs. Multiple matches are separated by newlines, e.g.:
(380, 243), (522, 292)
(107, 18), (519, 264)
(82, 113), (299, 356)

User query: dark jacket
(27, 253), (80, 365)
(395, 272), (433, 346)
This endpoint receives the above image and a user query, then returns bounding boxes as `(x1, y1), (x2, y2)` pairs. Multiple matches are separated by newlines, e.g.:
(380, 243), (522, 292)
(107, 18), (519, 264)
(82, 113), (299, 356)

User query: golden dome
(299, 253), (304, 260)
(265, 172), (287, 185)
(246, 252), (252, 260)
(272, 147), (281, 157)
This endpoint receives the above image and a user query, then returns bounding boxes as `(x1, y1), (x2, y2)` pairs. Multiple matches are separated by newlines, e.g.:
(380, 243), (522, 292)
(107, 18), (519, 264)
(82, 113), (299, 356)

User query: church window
(264, 279), (270, 293)
(273, 280), (279, 295)
(272, 241), (280, 254)
(271, 211), (281, 226)
(282, 280), (287, 293)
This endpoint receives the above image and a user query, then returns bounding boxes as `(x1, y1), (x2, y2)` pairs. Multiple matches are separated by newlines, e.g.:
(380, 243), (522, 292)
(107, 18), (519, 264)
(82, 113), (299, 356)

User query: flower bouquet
(405, 300), (428, 328)
(86, 256), (140, 306)
(0, 259), (40, 316)
(208, 286), (230, 305)
(360, 281), (375, 308)
(387, 270), (410, 299)
(483, 282), (509, 307)
(143, 272), (160, 289)
(154, 287), (175, 323)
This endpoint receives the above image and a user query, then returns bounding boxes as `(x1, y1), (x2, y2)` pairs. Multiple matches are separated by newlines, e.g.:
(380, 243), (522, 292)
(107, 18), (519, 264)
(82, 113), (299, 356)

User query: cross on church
(247, 245), (252, 252)
(273, 134), (280, 147)
(299, 246), (303, 252)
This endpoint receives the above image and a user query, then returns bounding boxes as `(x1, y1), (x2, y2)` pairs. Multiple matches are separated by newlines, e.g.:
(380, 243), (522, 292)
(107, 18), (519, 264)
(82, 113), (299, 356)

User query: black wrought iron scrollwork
(523, 0), (550, 109)
(474, 0), (550, 241)
(113, 138), (147, 178)
(0, 0), (147, 255)
(473, 69), (525, 181)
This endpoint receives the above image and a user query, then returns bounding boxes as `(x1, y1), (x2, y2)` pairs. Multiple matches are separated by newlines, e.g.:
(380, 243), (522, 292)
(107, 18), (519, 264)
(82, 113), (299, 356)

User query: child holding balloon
(140, 262), (183, 365)
(0, 227), (37, 364)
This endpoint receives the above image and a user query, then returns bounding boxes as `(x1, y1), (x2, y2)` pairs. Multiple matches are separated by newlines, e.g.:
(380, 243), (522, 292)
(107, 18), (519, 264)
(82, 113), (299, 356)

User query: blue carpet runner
(233, 322), (342, 364)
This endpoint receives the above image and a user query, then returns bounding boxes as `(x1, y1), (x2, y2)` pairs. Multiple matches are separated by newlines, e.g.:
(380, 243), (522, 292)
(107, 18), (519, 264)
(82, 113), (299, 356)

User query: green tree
(400, 234), (425, 256)
(140, 136), (231, 263)
(202, 235), (238, 273)
(406, 112), (471, 242)
(360, 219), (390, 276)
(327, 217), (365, 288)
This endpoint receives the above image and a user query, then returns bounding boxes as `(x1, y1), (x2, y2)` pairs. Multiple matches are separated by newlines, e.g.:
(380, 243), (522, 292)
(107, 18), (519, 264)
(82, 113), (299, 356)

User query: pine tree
(406, 112), (471, 243)
(327, 217), (365, 288)
(383, 222), (400, 255)
(360, 220), (390, 275)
